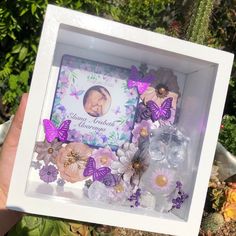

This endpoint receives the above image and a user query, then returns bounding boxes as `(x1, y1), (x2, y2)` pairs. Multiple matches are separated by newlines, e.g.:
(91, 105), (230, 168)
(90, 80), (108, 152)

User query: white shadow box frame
(7, 4), (234, 236)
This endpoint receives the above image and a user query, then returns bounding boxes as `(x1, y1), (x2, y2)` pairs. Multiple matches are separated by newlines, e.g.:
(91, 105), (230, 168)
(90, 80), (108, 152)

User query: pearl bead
(100, 156), (108, 164)
(47, 147), (54, 154)
(158, 87), (166, 94)
(140, 128), (149, 137)
(155, 175), (168, 187)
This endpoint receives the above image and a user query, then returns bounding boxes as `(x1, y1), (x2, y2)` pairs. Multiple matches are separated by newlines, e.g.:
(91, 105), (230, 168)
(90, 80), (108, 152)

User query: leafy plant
(0, 0), (174, 121)
(185, 0), (215, 44)
(219, 115), (236, 155)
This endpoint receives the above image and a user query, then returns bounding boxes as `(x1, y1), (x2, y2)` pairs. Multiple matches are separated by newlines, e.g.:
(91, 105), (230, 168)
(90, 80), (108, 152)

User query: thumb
(4, 93), (28, 149)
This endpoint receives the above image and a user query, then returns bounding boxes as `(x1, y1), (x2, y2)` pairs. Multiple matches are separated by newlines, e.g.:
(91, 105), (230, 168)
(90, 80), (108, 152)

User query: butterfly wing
(83, 157), (96, 177)
(159, 97), (173, 120)
(127, 79), (137, 89)
(146, 101), (161, 121)
(94, 167), (111, 181)
(129, 65), (140, 81)
(136, 81), (150, 94)
(58, 120), (71, 142)
(43, 119), (58, 142)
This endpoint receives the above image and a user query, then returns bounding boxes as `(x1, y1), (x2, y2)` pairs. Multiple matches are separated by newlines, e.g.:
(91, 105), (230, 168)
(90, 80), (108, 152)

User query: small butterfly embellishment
(127, 65), (156, 95)
(146, 98), (173, 121)
(43, 119), (71, 143)
(83, 157), (111, 181)
(70, 85), (85, 100)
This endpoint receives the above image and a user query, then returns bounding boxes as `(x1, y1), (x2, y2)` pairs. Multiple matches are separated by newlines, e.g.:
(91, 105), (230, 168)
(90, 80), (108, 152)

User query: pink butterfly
(70, 85), (85, 99)
(83, 157), (111, 181)
(43, 119), (71, 143)
(127, 65), (156, 94)
(146, 98), (173, 121)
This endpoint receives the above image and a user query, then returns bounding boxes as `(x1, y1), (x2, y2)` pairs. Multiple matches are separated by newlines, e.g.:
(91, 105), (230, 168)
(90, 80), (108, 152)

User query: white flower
(111, 142), (139, 184)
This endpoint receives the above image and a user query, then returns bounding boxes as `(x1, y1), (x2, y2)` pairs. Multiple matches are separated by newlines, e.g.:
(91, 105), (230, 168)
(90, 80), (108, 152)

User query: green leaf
(31, 4), (37, 14)
(12, 44), (22, 54)
(9, 75), (18, 90)
(18, 46), (28, 61)
(20, 8), (28, 16)
(20, 70), (29, 85)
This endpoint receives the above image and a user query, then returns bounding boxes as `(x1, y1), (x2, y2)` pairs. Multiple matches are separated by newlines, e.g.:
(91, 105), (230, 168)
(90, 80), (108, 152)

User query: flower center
(48, 148), (54, 154)
(158, 87), (166, 95)
(64, 151), (83, 167)
(114, 184), (124, 193)
(155, 84), (169, 97)
(132, 161), (142, 171)
(140, 127), (149, 137)
(155, 175), (168, 187)
(100, 156), (108, 165)
(47, 171), (52, 175)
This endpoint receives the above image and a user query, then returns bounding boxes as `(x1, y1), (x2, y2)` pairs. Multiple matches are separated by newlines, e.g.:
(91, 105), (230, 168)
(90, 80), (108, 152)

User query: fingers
(4, 93), (28, 149)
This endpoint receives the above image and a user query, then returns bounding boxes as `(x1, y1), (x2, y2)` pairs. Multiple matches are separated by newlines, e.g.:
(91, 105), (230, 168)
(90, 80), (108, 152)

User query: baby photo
(51, 55), (139, 149)
(83, 85), (111, 117)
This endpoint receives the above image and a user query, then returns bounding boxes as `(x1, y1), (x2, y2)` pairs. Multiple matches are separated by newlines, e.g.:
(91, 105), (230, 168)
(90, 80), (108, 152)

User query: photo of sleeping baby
(83, 85), (111, 117)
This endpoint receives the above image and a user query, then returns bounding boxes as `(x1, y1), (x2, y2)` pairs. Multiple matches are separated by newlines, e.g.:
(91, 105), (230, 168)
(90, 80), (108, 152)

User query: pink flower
(91, 146), (118, 167)
(55, 142), (93, 183)
(132, 120), (152, 143)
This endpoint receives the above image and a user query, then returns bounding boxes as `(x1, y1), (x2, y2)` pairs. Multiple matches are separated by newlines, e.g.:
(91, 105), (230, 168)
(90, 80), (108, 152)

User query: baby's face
(84, 90), (105, 116)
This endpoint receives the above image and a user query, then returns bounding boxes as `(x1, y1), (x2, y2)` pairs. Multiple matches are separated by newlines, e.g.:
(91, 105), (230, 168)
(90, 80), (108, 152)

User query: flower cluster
(32, 64), (189, 215)
(128, 188), (142, 207)
(170, 181), (189, 210)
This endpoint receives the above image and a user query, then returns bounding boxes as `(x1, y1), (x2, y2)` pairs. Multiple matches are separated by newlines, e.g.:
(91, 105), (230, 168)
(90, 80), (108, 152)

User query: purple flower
(170, 181), (189, 210)
(132, 120), (152, 143)
(35, 139), (63, 165)
(128, 188), (142, 207)
(176, 181), (182, 188)
(82, 134), (95, 143)
(92, 146), (118, 167)
(31, 161), (42, 170)
(68, 129), (82, 142)
(57, 178), (66, 187)
(39, 165), (58, 183)
(122, 120), (133, 132)
(136, 102), (152, 123)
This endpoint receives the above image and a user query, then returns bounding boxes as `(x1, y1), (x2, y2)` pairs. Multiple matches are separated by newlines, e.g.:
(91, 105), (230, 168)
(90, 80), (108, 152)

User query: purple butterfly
(70, 85), (84, 99)
(83, 157), (111, 181)
(43, 119), (71, 143)
(127, 65), (156, 94)
(102, 173), (121, 187)
(146, 98), (173, 121)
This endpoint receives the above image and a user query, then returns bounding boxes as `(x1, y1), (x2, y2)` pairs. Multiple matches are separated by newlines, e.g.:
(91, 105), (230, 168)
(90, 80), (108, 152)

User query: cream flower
(55, 142), (93, 183)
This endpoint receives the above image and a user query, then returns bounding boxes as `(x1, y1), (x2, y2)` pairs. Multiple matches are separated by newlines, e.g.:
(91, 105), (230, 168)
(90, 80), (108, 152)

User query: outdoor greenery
(1, 0), (236, 235)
